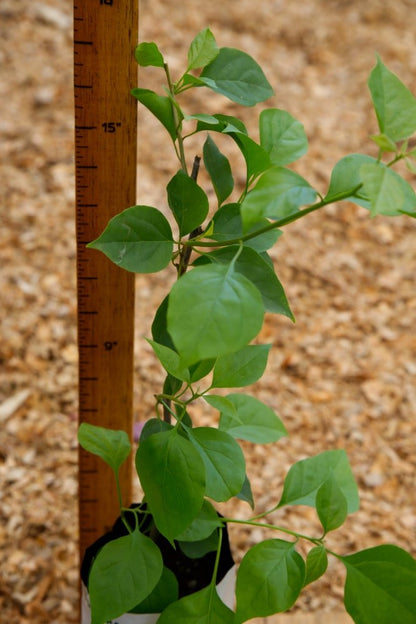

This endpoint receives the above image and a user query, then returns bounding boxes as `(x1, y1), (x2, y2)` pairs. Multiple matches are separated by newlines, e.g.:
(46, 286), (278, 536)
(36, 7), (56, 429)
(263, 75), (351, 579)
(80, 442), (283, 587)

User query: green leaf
(241, 166), (317, 231)
(260, 108), (308, 165)
(135, 42), (164, 67)
(325, 153), (376, 207)
(188, 427), (246, 502)
(139, 418), (173, 443)
(157, 585), (234, 624)
(146, 339), (190, 382)
(78, 423), (131, 473)
(152, 295), (175, 350)
(189, 358), (216, 383)
(199, 47), (274, 106)
(195, 113), (248, 135)
(201, 245), (294, 319)
(211, 202), (281, 252)
(225, 130), (271, 181)
(167, 263), (264, 366)
(316, 475), (348, 533)
(212, 344), (271, 388)
(135, 430), (205, 541)
(203, 135), (234, 205)
(236, 474), (255, 508)
(304, 546), (328, 586)
(341, 545), (416, 624)
(360, 162), (408, 216)
(278, 449), (359, 513)
(178, 530), (219, 559)
(130, 566), (178, 614)
(235, 539), (305, 622)
(176, 500), (222, 542)
(131, 88), (177, 140)
(213, 393), (287, 443)
(370, 133), (398, 153)
(87, 205), (173, 274)
(368, 55), (416, 141)
(89, 529), (163, 623)
(167, 170), (209, 236)
(187, 28), (219, 71)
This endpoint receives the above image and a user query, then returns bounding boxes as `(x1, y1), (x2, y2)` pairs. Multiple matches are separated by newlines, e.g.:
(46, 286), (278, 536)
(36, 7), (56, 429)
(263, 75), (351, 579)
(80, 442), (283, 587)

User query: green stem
(164, 62), (187, 173)
(183, 183), (363, 249)
(221, 517), (323, 546)
(210, 527), (224, 588)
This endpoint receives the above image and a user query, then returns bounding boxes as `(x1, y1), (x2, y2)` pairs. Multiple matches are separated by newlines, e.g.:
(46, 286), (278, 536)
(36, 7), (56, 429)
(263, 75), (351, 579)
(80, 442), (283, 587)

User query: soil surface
(1, 1), (415, 622)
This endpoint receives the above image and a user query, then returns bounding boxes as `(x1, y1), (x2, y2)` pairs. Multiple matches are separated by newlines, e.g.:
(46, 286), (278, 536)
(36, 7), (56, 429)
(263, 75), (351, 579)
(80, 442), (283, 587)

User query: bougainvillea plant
(78, 29), (416, 624)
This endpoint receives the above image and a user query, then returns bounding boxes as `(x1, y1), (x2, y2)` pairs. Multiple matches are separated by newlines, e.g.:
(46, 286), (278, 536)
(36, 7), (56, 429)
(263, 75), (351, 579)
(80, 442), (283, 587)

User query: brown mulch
(1, 1), (415, 622)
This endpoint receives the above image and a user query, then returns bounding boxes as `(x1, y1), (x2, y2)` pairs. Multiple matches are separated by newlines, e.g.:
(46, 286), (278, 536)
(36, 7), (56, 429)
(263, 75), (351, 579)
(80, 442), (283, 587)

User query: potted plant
(78, 29), (416, 624)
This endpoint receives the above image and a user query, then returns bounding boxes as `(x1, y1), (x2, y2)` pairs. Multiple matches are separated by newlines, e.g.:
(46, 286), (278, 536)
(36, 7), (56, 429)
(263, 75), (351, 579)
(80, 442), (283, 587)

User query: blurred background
(0, 1), (415, 622)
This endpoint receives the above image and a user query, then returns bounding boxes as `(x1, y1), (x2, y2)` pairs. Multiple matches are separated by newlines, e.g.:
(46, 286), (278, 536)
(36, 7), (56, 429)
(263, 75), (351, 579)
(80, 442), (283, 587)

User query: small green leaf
(146, 339), (190, 382)
(304, 546), (328, 586)
(157, 585), (234, 624)
(368, 55), (416, 141)
(152, 295), (175, 350)
(135, 42), (164, 67)
(278, 449), (359, 513)
(187, 28), (219, 71)
(211, 202), (281, 252)
(241, 166), (317, 231)
(341, 545), (416, 624)
(370, 133), (398, 153)
(212, 344), (271, 388)
(188, 427), (246, 502)
(236, 474), (255, 508)
(225, 130), (271, 181)
(129, 566), (178, 614)
(78, 423), (131, 473)
(167, 263), (264, 366)
(139, 418), (173, 443)
(195, 113), (248, 135)
(325, 153), (375, 207)
(216, 393), (287, 443)
(178, 530), (219, 559)
(199, 47), (274, 106)
(167, 170), (209, 236)
(135, 430), (205, 541)
(189, 359), (216, 383)
(176, 500), (222, 542)
(316, 475), (348, 533)
(87, 205), (173, 274)
(89, 529), (163, 623)
(360, 162), (405, 216)
(131, 88), (177, 140)
(235, 539), (305, 622)
(203, 135), (234, 205)
(260, 108), (308, 165)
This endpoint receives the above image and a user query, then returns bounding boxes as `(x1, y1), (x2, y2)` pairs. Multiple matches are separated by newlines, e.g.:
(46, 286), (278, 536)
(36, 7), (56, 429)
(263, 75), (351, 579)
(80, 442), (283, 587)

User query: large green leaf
(203, 135), (234, 205)
(199, 47), (274, 106)
(241, 166), (317, 231)
(167, 170), (209, 236)
(188, 427), (246, 501)
(167, 263), (264, 366)
(260, 108), (308, 165)
(278, 449), (359, 513)
(200, 245), (293, 319)
(368, 55), (416, 141)
(135, 430), (205, 540)
(78, 423), (131, 473)
(212, 343), (271, 388)
(187, 28), (219, 71)
(207, 392), (287, 443)
(87, 205), (173, 274)
(157, 585), (234, 624)
(235, 539), (305, 622)
(341, 545), (416, 624)
(131, 88), (177, 140)
(89, 529), (163, 624)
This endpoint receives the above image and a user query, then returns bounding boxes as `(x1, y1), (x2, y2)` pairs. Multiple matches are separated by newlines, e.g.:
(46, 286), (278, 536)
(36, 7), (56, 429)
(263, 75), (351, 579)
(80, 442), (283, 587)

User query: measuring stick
(74, 0), (138, 559)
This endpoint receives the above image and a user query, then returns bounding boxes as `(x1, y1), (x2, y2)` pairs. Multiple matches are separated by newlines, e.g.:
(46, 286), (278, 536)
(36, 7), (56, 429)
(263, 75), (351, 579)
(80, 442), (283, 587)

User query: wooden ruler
(74, 0), (138, 559)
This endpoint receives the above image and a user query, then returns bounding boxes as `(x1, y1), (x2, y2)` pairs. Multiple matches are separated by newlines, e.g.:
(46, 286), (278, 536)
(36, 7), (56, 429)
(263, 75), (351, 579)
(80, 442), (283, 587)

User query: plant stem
(221, 517), (323, 546)
(164, 62), (188, 173)
(210, 527), (224, 588)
